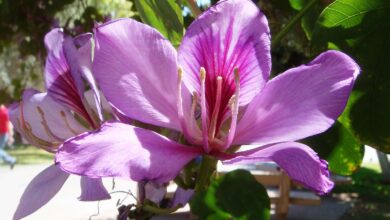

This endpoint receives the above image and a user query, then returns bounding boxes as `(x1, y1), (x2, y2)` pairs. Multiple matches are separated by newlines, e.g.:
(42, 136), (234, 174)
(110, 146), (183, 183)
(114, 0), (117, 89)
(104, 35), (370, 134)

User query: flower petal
(178, 0), (271, 106)
(224, 142), (334, 195)
(9, 89), (87, 151)
(234, 51), (360, 145)
(170, 187), (194, 208)
(13, 165), (69, 220)
(79, 177), (111, 201)
(65, 33), (104, 122)
(56, 121), (202, 183)
(93, 19), (181, 130)
(144, 182), (167, 204)
(44, 29), (95, 126)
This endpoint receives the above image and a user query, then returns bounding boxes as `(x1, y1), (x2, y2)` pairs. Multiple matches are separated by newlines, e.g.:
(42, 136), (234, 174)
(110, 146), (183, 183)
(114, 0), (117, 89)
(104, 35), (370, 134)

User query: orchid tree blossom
(9, 29), (111, 220)
(56, 0), (359, 203)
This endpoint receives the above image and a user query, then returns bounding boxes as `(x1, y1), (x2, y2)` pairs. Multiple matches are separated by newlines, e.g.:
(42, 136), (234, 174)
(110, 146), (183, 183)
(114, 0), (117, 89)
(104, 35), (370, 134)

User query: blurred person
(0, 104), (16, 169)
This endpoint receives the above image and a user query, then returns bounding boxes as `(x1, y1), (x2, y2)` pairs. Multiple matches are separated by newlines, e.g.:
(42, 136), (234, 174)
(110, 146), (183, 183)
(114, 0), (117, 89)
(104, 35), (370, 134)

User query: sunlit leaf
(289, 0), (326, 40)
(303, 121), (364, 175)
(312, 0), (390, 153)
(133, 0), (183, 46)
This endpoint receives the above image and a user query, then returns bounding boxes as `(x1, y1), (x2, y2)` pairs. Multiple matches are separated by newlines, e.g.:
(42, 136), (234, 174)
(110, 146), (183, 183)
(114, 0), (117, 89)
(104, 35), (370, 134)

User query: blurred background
(0, 0), (389, 219)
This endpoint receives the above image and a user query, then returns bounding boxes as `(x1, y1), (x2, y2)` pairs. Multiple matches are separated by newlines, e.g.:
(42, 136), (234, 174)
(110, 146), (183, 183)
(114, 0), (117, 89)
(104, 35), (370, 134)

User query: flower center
(177, 67), (240, 153)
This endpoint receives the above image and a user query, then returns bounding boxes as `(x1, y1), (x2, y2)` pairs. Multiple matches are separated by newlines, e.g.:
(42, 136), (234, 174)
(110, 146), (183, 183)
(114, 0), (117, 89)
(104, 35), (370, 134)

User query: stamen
(224, 68), (240, 150)
(36, 106), (65, 141)
(177, 67), (201, 144)
(228, 95), (236, 109)
(188, 91), (202, 142)
(200, 67), (210, 153)
(60, 110), (79, 135)
(208, 76), (223, 140)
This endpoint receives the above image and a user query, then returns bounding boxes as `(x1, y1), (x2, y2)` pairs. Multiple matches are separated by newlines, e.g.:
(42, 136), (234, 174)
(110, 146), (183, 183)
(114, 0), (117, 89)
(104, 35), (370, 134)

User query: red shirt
(0, 106), (9, 134)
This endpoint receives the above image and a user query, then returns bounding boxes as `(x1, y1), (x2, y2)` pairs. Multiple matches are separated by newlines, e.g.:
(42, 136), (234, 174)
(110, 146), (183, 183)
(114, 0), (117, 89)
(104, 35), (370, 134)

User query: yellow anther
(200, 67), (206, 80)
(178, 67), (183, 81)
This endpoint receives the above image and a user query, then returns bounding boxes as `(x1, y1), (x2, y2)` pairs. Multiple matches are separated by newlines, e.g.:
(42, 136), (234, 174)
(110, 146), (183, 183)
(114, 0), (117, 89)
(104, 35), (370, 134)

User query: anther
(199, 67), (209, 152)
(200, 67), (206, 80)
(178, 67), (183, 82)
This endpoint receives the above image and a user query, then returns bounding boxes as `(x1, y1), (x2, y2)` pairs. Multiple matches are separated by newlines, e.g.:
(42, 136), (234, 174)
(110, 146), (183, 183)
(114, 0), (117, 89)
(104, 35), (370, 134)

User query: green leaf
(190, 170), (270, 220)
(289, 0), (306, 10)
(312, 0), (390, 153)
(289, 0), (325, 40)
(133, 0), (183, 46)
(303, 121), (364, 175)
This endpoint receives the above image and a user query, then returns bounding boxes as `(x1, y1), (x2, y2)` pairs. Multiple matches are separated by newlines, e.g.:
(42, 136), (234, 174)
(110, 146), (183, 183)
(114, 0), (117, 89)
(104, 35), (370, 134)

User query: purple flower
(9, 29), (110, 220)
(56, 0), (359, 198)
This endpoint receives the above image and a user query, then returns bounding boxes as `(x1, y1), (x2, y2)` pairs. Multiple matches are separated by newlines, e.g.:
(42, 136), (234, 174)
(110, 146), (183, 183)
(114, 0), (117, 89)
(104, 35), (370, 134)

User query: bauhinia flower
(56, 0), (359, 199)
(9, 29), (111, 220)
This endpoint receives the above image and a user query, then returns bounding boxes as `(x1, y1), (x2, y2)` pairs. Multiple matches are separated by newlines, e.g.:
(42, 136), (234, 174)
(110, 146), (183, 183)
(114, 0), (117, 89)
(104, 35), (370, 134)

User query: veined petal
(44, 29), (95, 127)
(9, 89), (87, 151)
(178, 0), (271, 109)
(79, 177), (111, 201)
(224, 142), (334, 195)
(234, 51), (360, 145)
(13, 165), (69, 220)
(93, 19), (181, 130)
(56, 121), (202, 183)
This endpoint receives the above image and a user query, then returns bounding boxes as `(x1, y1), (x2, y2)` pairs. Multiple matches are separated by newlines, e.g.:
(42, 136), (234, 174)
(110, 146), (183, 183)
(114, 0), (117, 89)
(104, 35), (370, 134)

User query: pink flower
(56, 0), (359, 197)
(10, 29), (110, 220)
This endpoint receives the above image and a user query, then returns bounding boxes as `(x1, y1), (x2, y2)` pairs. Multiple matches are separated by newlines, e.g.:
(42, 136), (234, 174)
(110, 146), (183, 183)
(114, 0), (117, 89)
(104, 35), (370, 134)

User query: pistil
(208, 76), (223, 141)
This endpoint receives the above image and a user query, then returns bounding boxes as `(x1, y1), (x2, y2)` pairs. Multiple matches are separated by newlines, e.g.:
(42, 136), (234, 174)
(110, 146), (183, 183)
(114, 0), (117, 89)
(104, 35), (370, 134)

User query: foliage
(4, 145), (53, 165)
(311, 0), (390, 153)
(190, 170), (270, 220)
(132, 0), (183, 46)
(334, 167), (390, 203)
(303, 122), (364, 175)
(0, 0), (136, 103)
